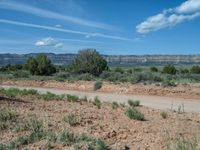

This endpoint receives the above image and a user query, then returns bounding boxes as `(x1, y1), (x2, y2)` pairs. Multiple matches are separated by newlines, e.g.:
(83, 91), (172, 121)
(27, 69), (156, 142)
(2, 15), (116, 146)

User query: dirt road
(1, 85), (200, 113)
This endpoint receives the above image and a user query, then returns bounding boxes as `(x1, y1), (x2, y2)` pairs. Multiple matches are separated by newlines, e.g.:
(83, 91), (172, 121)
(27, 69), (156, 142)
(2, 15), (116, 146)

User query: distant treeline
(0, 49), (200, 86)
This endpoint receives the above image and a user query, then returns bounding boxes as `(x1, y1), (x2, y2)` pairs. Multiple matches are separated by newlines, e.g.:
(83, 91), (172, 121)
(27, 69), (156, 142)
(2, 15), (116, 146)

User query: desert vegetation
(0, 87), (199, 149)
(0, 50), (200, 87)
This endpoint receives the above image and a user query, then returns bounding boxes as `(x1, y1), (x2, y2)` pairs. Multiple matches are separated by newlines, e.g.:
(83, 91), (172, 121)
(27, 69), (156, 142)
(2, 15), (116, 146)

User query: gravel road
(1, 85), (200, 113)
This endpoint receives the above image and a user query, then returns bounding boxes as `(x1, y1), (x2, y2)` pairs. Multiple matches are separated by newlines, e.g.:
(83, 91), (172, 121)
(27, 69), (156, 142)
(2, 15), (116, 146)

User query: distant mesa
(0, 53), (200, 66)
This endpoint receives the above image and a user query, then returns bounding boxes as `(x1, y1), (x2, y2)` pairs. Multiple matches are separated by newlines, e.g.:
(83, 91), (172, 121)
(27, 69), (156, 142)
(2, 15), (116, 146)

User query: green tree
(162, 64), (177, 75)
(26, 57), (38, 75)
(150, 66), (158, 72)
(26, 54), (56, 75)
(190, 65), (200, 74)
(72, 49), (108, 76)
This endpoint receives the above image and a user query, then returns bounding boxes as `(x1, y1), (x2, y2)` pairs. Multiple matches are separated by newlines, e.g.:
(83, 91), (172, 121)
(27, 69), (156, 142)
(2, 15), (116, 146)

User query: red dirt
(0, 94), (200, 149)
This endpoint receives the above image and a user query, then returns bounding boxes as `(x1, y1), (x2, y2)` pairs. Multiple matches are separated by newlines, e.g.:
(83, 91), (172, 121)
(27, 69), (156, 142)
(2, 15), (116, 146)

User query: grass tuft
(67, 94), (79, 102)
(128, 100), (140, 107)
(93, 80), (102, 91)
(112, 101), (119, 109)
(160, 111), (168, 119)
(125, 107), (144, 121)
(64, 114), (77, 127)
(93, 96), (101, 109)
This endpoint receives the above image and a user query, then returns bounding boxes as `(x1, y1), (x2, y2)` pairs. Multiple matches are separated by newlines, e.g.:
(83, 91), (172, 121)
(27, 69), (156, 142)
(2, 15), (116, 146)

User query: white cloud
(35, 37), (63, 48)
(136, 0), (200, 34)
(176, 0), (200, 13)
(0, 1), (117, 30)
(0, 19), (133, 41)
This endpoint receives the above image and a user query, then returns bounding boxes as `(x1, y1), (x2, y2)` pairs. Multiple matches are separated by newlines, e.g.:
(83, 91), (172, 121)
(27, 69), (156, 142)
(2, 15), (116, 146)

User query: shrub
(26, 54), (56, 75)
(120, 103), (126, 107)
(2, 88), (21, 97)
(180, 69), (189, 74)
(1, 132), (46, 149)
(21, 89), (39, 96)
(25, 117), (43, 133)
(64, 114), (77, 127)
(128, 100), (140, 107)
(0, 88), (39, 98)
(77, 73), (95, 81)
(163, 65), (177, 75)
(78, 134), (109, 150)
(112, 101), (119, 109)
(93, 96), (101, 109)
(125, 108), (144, 121)
(127, 69), (133, 74)
(94, 80), (103, 91)
(150, 67), (158, 72)
(0, 108), (16, 122)
(162, 80), (176, 87)
(58, 131), (77, 146)
(13, 70), (29, 78)
(67, 94), (79, 102)
(160, 111), (168, 119)
(72, 49), (108, 76)
(40, 92), (59, 101)
(190, 65), (200, 74)
(114, 67), (124, 74)
(167, 135), (197, 150)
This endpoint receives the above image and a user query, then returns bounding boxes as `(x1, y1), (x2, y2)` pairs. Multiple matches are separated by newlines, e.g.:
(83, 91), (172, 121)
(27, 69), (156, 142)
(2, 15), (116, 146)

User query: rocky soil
(0, 94), (200, 149)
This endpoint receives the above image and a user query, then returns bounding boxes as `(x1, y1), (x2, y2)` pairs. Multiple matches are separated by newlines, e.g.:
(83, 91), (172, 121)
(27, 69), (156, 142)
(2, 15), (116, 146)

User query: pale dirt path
(1, 85), (200, 113)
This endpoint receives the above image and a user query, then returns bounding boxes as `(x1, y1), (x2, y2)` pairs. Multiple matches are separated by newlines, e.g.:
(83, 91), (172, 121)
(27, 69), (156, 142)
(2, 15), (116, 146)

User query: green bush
(180, 69), (189, 74)
(77, 73), (95, 81)
(64, 114), (77, 127)
(128, 100), (140, 107)
(160, 111), (168, 119)
(163, 65), (177, 75)
(25, 117), (43, 133)
(125, 107), (144, 121)
(72, 49), (108, 76)
(13, 70), (29, 78)
(0, 88), (39, 97)
(58, 131), (77, 146)
(150, 67), (158, 72)
(94, 80), (103, 91)
(162, 80), (176, 87)
(67, 94), (79, 102)
(167, 135), (197, 150)
(26, 54), (56, 75)
(0, 108), (16, 122)
(114, 67), (124, 74)
(190, 65), (200, 74)
(93, 96), (101, 109)
(40, 92), (60, 101)
(112, 101), (119, 109)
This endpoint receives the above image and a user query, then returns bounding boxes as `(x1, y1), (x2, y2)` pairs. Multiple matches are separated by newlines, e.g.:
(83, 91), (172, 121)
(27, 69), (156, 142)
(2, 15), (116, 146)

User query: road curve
(1, 85), (200, 113)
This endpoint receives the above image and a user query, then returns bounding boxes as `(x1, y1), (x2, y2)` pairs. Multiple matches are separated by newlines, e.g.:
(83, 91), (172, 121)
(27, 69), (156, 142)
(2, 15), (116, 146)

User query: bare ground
(0, 94), (200, 150)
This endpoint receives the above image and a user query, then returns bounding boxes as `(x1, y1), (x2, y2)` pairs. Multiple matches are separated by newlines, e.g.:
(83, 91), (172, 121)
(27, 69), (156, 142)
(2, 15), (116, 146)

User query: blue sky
(0, 0), (200, 55)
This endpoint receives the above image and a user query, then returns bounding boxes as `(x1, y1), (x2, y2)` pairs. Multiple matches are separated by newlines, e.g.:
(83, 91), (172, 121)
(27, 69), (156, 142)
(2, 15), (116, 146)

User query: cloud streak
(0, 1), (117, 30)
(136, 0), (200, 34)
(0, 19), (133, 41)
